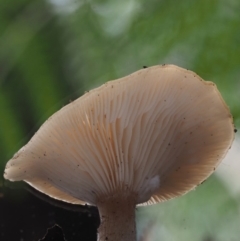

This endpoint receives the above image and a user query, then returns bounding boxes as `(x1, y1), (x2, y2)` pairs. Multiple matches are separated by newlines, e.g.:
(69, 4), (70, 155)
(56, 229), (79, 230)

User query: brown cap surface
(4, 65), (235, 205)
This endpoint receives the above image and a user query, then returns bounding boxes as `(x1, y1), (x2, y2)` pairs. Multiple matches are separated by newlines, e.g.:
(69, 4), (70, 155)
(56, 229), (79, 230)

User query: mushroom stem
(97, 195), (137, 241)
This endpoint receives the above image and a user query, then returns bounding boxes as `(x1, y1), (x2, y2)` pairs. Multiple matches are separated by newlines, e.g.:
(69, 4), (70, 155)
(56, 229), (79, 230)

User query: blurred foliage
(0, 0), (240, 240)
(137, 175), (240, 241)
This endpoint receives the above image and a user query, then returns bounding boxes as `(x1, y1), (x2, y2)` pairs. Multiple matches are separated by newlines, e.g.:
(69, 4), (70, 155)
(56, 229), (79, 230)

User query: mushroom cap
(4, 65), (234, 205)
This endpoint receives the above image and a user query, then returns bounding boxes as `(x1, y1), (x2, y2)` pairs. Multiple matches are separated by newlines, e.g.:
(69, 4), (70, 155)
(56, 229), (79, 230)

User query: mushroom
(4, 65), (234, 241)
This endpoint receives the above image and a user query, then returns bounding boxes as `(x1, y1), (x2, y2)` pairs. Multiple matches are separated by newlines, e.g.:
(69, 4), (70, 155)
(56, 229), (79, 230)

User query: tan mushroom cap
(4, 65), (234, 205)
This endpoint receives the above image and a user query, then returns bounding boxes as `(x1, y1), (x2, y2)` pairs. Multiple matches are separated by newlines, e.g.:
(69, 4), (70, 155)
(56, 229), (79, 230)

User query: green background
(0, 0), (239, 240)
